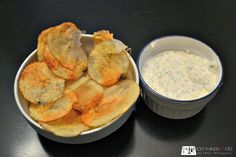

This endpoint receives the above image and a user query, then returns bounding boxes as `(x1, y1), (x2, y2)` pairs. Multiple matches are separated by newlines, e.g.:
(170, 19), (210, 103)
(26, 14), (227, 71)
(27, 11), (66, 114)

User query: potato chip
(47, 22), (88, 70)
(88, 40), (129, 86)
(81, 80), (139, 127)
(64, 76), (104, 112)
(19, 62), (65, 104)
(29, 93), (76, 122)
(39, 109), (89, 137)
(125, 62), (135, 80)
(44, 46), (86, 80)
(93, 30), (113, 47)
(72, 79), (104, 112)
(64, 76), (90, 94)
(37, 27), (53, 61)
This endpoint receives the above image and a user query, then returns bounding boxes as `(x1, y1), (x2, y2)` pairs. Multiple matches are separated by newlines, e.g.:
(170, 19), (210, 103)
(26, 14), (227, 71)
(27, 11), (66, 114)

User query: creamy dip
(142, 50), (220, 100)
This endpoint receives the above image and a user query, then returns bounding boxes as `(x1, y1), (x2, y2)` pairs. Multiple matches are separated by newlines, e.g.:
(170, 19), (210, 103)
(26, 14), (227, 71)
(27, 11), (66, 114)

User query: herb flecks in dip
(142, 50), (220, 100)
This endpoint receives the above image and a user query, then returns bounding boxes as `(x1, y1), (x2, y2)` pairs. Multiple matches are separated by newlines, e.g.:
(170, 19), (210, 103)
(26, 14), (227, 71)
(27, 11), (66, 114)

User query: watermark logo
(181, 146), (197, 155)
(181, 146), (233, 156)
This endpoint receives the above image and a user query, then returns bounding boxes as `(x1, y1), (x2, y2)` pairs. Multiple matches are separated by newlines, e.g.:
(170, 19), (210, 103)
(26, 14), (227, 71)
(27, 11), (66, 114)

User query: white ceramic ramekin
(138, 36), (223, 119)
(14, 34), (139, 144)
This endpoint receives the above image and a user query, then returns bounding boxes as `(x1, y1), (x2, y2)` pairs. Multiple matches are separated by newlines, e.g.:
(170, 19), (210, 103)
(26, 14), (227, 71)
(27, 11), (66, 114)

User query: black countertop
(0, 0), (235, 156)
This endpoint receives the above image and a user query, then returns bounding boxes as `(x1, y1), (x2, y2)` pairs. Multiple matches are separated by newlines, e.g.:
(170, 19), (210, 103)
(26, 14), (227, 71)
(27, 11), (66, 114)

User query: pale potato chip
(125, 62), (136, 80)
(44, 46), (86, 80)
(29, 93), (76, 122)
(88, 40), (129, 86)
(29, 103), (53, 120)
(93, 30), (113, 47)
(19, 62), (65, 104)
(72, 79), (104, 112)
(39, 109), (89, 137)
(64, 76), (90, 94)
(47, 22), (87, 70)
(37, 27), (53, 61)
(81, 80), (140, 127)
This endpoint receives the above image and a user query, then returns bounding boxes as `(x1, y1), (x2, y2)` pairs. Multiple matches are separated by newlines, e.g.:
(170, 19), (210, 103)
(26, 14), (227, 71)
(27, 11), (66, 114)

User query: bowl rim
(14, 39), (139, 136)
(137, 35), (224, 103)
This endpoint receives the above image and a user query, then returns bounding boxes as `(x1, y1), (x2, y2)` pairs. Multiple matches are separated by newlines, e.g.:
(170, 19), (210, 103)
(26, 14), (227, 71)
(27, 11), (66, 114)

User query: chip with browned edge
(44, 46), (86, 80)
(64, 76), (104, 112)
(47, 22), (87, 71)
(29, 93), (76, 122)
(19, 62), (65, 104)
(93, 30), (113, 47)
(81, 79), (139, 127)
(72, 79), (104, 112)
(88, 40), (129, 86)
(37, 27), (53, 61)
(39, 109), (89, 137)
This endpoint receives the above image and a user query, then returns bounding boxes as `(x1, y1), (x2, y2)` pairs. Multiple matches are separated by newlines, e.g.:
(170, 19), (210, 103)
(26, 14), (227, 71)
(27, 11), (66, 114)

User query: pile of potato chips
(19, 22), (140, 137)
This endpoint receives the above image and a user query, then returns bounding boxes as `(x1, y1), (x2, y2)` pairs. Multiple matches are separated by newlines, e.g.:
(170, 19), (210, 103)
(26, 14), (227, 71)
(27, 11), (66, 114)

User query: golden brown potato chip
(93, 30), (113, 47)
(64, 76), (104, 112)
(72, 79), (104, 112)
(39, 110), (89, 137)
(47, 22), (88, 70)
(29, 93), (76, 122)
(19, 62), (65, 104)
(44, 46), (86, 80)
(37, 27), (53, 61)
(81, 80), (140, 127)
(88, 40), (129, 86)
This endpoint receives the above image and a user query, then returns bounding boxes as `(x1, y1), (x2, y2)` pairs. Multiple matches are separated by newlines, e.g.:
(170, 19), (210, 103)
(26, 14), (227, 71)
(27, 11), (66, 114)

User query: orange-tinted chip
(29, 93), (76, 122)
(19, 62), (65, 104)
(81, 80), (140, 127)
(88, 40), (129, 86)
(37, 27), (53, 61)
(93, 30), (113, 47)
(72, 79), (103, 112)
(44, 46), (86, 80)
(39, 109), (89, 137)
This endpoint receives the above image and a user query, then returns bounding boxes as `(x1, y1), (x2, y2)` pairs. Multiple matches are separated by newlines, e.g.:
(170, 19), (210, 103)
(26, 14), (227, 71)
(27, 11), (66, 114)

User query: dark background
(0, 0), (235, 156)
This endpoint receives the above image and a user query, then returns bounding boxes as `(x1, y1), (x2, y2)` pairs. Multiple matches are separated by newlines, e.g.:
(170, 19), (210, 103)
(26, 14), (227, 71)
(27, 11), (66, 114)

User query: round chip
(44, 46), (86, 80)
(88, 40), (129, 86)
(47, 22), (88, 70)
(29, 93), (76, 122)
(72, 79), (104, 112)
(39, 109), (89, 137)
(37, 27), (53, 61)
(80, 79), (140, 127)
(19, 62), (65, 104)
